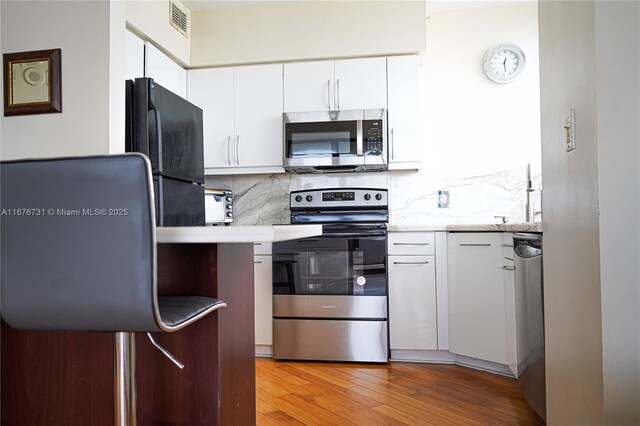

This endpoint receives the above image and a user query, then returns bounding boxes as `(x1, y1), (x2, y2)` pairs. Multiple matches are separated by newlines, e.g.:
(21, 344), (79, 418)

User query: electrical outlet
(437, 190), (449, 208)
(564, 107), (576, 152)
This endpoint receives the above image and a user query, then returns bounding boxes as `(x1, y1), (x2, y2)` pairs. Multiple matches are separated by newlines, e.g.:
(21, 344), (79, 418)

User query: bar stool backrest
(1, 154), (162, 332)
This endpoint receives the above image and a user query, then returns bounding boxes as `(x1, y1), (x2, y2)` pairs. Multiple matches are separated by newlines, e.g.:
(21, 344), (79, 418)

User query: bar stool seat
(158, 296), (226, 327)
(0, 154), (226, 425)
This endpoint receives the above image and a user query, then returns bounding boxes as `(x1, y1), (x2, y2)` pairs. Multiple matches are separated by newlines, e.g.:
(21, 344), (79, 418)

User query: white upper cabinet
(334, 57), (387, 111)
(234, 64), (284, 169)
(283, 60), (334, 112)
(187, 64), (284, 175)
(447, 232), (510, 365)
(187, 68), (235, 169)
(145, 43), (187, 98)
(387, 55), (421, 170)
(125, 30), (145, 80)
(283, 57), (387, 112)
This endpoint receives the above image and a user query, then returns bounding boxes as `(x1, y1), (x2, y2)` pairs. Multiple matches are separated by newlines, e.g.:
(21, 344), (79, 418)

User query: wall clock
(483, 43), (526, 84)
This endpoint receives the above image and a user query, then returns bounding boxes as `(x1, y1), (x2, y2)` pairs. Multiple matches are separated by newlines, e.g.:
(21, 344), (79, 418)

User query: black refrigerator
(125, 77), (205, 226)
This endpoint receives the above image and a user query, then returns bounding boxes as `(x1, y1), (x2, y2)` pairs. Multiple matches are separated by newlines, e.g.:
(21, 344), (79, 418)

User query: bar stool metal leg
(115, 332), (136, 426)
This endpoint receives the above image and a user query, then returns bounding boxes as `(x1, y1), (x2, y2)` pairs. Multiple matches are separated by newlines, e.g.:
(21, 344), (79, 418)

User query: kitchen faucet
(494, 215), (508, 224)
(525, 164), (535, 222)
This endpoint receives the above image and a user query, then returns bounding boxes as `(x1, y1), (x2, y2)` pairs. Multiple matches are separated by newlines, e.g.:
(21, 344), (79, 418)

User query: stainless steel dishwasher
(513, 233), (545, 421)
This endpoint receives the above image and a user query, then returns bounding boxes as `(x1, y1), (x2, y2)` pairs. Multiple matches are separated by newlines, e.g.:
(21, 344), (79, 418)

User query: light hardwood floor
(256, 358), (545, 425)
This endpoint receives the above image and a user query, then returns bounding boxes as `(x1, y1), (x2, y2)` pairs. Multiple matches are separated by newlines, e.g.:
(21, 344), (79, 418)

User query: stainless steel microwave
(283, 109), (387, 173)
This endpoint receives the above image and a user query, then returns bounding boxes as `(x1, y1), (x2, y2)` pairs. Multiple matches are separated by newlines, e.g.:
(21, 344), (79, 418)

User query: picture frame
(3, 48), (62, 116)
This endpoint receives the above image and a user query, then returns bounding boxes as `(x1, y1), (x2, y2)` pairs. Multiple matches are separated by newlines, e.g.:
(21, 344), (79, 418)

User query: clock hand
(503, 58), (507, 72)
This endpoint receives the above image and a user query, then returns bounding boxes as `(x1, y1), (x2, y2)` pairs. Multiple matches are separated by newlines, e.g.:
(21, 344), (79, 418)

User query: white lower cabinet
(254, 245), (273, 354)
(388, 255), (437, 350)
(447, 232), (514, 365)
(388, 232), (439, 354)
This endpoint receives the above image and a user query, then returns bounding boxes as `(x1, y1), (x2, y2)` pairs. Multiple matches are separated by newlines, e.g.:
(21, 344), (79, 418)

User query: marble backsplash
(205, 166), (542, 227)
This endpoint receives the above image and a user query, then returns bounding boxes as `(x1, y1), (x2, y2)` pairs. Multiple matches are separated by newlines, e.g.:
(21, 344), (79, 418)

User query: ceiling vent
(170, 0), (190, 38)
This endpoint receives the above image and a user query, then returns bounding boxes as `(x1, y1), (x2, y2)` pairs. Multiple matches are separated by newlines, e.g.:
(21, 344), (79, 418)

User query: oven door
(272, 224), (387, 297)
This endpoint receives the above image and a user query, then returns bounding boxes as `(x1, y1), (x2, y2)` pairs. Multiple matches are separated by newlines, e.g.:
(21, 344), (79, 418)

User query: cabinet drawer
(388, 232), (435, 255)
(253, 242), (272, 256)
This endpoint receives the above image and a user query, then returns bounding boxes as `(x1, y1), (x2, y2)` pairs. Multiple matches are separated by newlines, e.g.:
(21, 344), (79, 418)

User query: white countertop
(388, 222), (543, 233)
(156, 225), (323, 244)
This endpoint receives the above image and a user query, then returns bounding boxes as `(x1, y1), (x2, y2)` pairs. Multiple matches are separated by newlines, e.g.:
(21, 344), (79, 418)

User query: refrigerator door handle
(147, 81), (163, 171)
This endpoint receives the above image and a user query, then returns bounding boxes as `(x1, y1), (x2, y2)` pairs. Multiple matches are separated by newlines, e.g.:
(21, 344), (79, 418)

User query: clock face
(483, 43), (526, 84)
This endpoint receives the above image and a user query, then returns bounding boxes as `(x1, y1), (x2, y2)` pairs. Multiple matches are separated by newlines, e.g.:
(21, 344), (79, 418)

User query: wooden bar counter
(1, 225), (321, 426)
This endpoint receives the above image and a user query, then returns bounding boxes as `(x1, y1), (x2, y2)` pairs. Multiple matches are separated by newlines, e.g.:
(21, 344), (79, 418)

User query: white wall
(126, 0), (190, 66)
(594, 1), (640, 424)
(391, 2), (541, 225)
(109, 1), (127, 154)
(539, 2), (604, 422)
(1, 1), (122, 160)
(539, 1), (640, 424)
(190, 1), (426, 67)
(206, 3), (541, 228)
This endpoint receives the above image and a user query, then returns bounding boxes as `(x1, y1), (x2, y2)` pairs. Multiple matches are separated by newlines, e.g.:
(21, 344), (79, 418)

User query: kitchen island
(1, 225), (321, 426)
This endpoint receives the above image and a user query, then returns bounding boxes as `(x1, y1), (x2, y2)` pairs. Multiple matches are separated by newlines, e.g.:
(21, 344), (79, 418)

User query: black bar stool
(0, 154), (226, 425)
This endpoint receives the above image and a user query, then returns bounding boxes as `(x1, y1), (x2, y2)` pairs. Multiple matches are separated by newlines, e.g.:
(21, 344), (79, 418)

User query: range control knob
(295, 195), (302, 202)
(306, 195), (313, 202)
(226, 212), (233, 218)
(375, 193), (383, 201)
(364, 193), (371, 201)
(225, 196), (232, 203)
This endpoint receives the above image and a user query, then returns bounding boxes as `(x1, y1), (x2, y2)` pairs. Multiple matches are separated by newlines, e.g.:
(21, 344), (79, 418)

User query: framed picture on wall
(3, 48), (62, 116)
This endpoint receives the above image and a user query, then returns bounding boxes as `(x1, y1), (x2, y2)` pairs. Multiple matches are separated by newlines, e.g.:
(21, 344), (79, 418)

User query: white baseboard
(391, 349), (456, 363)
(390, 349), (515, 378)
(255, 345), (273, 358)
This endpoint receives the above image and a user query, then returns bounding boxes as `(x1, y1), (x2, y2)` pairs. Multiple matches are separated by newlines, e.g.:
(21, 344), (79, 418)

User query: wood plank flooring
(256, 358), (545, 425)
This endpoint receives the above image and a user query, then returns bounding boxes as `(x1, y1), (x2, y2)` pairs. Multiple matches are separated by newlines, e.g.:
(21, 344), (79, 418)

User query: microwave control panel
(363, 120), (384, 155)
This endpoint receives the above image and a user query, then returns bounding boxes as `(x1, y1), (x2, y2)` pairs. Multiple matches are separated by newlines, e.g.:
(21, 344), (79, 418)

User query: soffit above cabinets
(181, 1), (291, 12)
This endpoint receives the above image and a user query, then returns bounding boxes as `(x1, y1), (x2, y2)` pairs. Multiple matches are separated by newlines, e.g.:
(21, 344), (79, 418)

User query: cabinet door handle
(393, 261), (430, 265)
(254, 260), (263, 264)
(391, 128), (395, 160)
(502, 243), (514, 248)
(336, 78), (340, 110)
(504, 256), (514, 261)
(502, 265), (516, 271)
(226, 135), (232, 165)
(254, 242), (262, 246)
(235, 135), (240, 166)
(327, 79), (331, 110)
(459, 243), (492, 247)
(393, 242), (430, 246)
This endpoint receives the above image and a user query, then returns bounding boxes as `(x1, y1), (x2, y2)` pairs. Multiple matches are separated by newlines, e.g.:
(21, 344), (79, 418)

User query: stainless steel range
(272, 188), (388, 363)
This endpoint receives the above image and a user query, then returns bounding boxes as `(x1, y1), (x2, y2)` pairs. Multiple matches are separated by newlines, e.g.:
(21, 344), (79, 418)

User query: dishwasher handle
(514, 236), (542, 259)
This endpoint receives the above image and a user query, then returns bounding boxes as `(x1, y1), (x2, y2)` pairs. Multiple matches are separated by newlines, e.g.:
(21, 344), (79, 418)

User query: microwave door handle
(356, 120), (363, 156)
(391, 128), (395, 160)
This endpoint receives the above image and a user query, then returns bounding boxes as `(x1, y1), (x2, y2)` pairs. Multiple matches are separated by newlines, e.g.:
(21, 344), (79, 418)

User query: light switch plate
(565, 107), (576, 152)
